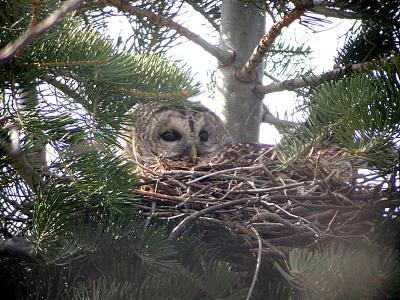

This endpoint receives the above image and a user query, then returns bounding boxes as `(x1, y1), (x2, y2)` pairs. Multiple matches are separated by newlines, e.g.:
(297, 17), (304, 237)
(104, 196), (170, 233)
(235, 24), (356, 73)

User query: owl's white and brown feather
(120, 101), (232, 165)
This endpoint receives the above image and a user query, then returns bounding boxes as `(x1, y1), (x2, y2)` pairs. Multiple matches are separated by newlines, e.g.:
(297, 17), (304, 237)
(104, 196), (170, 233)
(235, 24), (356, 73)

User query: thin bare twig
(0, 0), (84, 62)
(102, 0), (233, 64)
(246, 226), (263, 300)
(237, 0), (313, 81)
(169, 198), (261, 240)
(231, 181), (308, 194)
(187, 165), (262, 184)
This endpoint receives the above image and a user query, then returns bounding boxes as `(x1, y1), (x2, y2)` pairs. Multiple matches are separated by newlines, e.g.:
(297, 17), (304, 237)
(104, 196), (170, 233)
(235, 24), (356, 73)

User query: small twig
(219, 182), (244, 200)
(0, 0), (84, 62)
(220, 220), (286, 258)
(102, 0), (233, 64)
(167, 213), (187, 221)
(263, 200), (311, 225)
(136, 190), (202, 204)
(177, 183), (212, 208)
(169, 198), (261, 240)
(331, 192), (361, 208)
(237, 0), (313, 81)
(230, 181), (308, 194)
(128, 159), (164, 178)
(259, 161), (278, 184)
(246, 227), (262, 300)
(325, 209), (339, 233)
(187, 166), (262, 184)
(251, 211), (295, 229)
(144, 201), (157, 229)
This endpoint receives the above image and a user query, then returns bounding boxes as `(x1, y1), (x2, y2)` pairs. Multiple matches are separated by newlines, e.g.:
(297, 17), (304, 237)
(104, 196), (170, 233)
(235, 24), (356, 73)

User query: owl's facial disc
(139, 105), (231, 162)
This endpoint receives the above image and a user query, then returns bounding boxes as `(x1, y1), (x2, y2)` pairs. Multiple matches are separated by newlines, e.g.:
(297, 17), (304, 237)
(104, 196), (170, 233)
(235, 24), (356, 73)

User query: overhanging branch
(102, 0), (233, 64)
(0, 0), (84, 63)
(255, 58), (391, 96)
(262, 112), (300, 127)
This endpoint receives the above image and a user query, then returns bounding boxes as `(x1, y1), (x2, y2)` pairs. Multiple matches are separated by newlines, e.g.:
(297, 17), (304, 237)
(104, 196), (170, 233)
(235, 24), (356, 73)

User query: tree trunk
(216, 0), (265, 142)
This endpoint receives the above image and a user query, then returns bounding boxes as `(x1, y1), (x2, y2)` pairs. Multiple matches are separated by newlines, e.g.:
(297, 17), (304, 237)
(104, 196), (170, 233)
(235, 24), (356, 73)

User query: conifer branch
(102, 0), (233, 64)
(255, 58), (394, 96)
(41, 75), (87, 107)
(0, 0), (84, 63)
(237, 0), (313, 81)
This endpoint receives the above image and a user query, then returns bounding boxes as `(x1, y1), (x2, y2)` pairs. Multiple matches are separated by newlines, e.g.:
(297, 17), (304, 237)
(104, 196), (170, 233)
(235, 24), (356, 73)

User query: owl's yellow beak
(188, 143), (197, 163)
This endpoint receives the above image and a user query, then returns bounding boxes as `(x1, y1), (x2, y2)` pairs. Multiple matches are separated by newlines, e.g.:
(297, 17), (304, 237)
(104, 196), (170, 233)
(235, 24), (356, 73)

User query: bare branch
(0, 0), (84, 63)
(102, 0), (233, 64)
(262, 112), (300, 127)
(237, 0), (313, 81)
(255, 58), (391, 96)
(2, 127), (43, 190)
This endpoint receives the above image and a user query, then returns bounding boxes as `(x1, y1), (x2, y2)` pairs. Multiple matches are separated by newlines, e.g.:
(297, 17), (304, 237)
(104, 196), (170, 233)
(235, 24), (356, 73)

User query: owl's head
(122, 101), (232, 164)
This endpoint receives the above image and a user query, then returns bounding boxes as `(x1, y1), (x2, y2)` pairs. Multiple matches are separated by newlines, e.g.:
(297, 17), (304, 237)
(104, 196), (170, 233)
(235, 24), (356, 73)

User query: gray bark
(215, 0), (265, 142)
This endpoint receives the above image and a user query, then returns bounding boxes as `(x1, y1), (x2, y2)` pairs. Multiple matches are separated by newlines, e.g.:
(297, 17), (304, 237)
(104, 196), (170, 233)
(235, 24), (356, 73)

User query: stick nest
(132, 143), (397, 259)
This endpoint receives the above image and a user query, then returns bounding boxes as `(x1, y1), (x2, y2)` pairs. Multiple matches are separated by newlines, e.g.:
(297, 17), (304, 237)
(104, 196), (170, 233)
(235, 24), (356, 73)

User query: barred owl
(120, 101), (232, 165)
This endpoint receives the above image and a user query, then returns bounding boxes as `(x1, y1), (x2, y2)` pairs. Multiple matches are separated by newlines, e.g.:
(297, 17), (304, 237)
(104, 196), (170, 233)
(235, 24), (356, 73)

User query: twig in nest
(230, 181), (308, 194)
(168, 198), (261, 240)
(176, 183), (213, 208)
(246, 227), (262, 300)
(186, 166), (263, 184)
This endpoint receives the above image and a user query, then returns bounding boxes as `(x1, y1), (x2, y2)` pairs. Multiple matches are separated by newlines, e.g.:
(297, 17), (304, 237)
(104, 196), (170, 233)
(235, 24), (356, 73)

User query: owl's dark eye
(199, 130), (209, 142)
(160, 130), (182, 142)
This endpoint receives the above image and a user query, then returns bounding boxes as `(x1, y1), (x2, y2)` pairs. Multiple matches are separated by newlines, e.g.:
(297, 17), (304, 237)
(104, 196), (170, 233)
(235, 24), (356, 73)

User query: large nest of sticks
(132, 143), (395, 261)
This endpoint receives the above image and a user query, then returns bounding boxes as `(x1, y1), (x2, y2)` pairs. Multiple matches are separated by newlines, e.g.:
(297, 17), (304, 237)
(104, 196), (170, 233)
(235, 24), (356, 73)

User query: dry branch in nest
(131, 143), (398, 262)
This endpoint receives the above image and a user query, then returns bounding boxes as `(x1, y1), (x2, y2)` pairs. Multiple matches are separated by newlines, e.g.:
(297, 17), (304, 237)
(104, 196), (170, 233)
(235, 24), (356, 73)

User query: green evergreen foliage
(0, 1), (229, 299)
(1, 1), (400, 299)
(274, 242), (400, 299)
(334, 0), (399, 65)
(278, 55), (400, 171)
(265, 32), (312, 81)
(11, 218), (245, 299)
